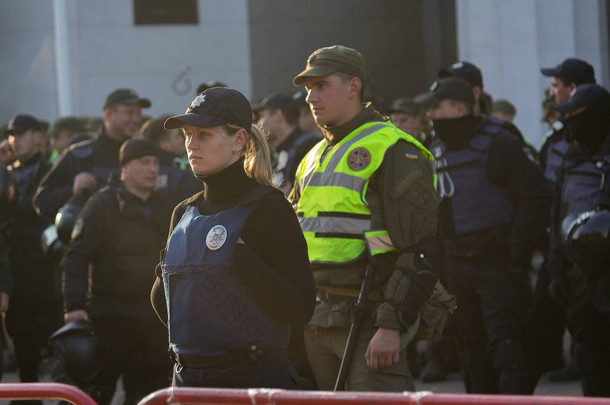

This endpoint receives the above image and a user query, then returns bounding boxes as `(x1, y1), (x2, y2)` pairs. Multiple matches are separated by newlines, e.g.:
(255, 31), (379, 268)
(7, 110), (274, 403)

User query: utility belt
(317, 285), (382, 302)
(169, 345), (286, 369)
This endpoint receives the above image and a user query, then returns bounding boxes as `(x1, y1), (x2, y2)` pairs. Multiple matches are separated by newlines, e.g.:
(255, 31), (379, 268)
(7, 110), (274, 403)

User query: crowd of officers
(0, 44), (608, 403)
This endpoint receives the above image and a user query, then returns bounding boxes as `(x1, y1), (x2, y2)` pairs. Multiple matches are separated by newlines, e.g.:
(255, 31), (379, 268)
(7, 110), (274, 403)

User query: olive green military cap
(293, 45), (365, 86)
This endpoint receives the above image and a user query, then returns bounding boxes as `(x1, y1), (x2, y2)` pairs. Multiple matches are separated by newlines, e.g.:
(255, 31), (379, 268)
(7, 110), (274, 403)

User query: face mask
(566, 97), (610, 153)
(433, 115), (477, 149)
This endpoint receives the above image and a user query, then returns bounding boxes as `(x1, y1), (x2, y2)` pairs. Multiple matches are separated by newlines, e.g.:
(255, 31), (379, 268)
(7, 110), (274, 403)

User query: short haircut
(140, 115), (173, 146)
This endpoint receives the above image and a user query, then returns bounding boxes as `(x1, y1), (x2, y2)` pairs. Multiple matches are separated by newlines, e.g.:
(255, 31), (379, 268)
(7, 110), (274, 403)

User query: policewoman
(150, 87), (316, 388)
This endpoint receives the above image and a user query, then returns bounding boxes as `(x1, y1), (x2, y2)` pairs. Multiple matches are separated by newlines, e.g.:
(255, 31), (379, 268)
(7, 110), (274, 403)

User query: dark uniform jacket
(272, 127), (319, 192)
(61, 182), (171, 320)
(6, 153), (58, 310)
(34, 128), (123, 219)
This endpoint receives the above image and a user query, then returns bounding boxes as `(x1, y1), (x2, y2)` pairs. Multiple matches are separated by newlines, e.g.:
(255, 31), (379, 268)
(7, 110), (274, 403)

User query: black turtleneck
(193, 157), (258, 215)
(151, 159), (316, 328)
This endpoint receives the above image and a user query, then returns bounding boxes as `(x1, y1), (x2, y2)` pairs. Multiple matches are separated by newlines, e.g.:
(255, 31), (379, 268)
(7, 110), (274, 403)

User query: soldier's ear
(348, 77), (363, 99)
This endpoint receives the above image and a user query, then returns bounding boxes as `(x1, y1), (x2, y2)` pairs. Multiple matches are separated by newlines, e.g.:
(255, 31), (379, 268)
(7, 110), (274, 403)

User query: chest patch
(206, 225), (227, 250)
(347, 147), (371, 171)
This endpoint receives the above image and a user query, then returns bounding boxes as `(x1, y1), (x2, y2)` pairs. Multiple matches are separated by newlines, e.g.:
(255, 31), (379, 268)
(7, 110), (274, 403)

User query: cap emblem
(206, 225), (227, 250)
(451, 62), (464, 69)
(190, 94), (206, 109)
(348, 147), (371, 171)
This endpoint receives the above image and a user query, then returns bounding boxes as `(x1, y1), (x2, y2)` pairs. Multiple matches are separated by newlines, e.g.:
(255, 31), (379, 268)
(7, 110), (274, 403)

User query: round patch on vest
(347, 147), (371, 171)
(206, 225), (227, 250)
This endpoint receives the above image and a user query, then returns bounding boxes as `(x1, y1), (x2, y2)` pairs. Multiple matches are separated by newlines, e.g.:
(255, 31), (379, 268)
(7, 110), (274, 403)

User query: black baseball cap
(415, 77), (476, 108)
(103, 88), (151, 110)
(554, 83), (609, 114)
(164, 87), (252, 131)
(540, 58), (595, 85)
(4, 114), (42, 135)
(253, 92), (299, 115)
(439, 61), (483, 88)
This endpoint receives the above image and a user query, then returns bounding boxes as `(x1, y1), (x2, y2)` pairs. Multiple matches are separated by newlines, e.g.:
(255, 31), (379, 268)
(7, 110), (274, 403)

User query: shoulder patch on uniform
(406, 178), (437, 212)
(347, 147), (371, 171)
(404, 150), (419, 160)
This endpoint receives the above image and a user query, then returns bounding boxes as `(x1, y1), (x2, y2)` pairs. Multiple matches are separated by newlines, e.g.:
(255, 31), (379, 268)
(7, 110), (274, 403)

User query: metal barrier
(138, 387), (610, 405)
(0, 382), (96, 405)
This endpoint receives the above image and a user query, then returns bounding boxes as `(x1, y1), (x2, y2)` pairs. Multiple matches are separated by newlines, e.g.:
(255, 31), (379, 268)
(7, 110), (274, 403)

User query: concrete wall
(456, 0), (609, 148)
(0, 1), (58, 124)
(247, 0), (457, 103)
(0, 0), (252, 125)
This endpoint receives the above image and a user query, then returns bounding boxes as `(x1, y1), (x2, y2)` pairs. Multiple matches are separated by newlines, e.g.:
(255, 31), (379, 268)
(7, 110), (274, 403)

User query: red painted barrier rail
(138, 387), (610, 405)
(0, 383), (96, 405)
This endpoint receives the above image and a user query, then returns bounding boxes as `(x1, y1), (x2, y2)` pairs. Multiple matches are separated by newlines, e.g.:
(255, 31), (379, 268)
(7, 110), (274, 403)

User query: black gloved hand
(548, 273), (570, 306)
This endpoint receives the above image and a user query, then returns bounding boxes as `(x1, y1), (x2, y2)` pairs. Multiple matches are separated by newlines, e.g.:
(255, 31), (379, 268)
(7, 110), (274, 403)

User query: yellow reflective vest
(295, 121), (434, 265)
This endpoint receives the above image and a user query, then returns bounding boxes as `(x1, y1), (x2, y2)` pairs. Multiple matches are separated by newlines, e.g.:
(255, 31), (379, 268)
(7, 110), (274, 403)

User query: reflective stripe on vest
(432, 130), (515, 236)
(295, 121), (433, 264)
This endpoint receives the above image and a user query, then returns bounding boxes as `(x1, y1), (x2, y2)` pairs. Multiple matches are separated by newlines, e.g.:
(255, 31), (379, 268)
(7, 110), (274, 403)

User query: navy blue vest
(432, 129), (515, 236)
(544, 135), (570, 185)
(162, 203), (290, 356)
(560, 156), (610, 221)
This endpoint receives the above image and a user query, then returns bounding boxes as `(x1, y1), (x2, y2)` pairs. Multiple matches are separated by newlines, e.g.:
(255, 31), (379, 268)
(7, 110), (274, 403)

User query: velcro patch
(406, 178), (437, 212)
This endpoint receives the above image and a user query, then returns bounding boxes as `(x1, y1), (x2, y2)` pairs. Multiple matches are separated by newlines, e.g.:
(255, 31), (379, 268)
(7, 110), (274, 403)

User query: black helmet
(48, 319), (103, 385)
(55, 195), (87, 244)
(565, 206), (610, 272)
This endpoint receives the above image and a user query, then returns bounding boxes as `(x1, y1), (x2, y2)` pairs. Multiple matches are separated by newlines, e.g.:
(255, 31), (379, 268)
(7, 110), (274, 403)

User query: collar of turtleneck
(195, 157), (256, 204)
(322, 103), (385, 145)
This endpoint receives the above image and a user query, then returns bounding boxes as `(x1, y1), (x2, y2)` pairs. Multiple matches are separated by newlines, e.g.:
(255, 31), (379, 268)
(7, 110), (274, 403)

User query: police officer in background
(291, 45), (442, 391)
(540, 58), (596, 186)
(548, 83), (610, 397)
(139, 115), (203, 207)
(531, 58), (597, 383)
(3, 115), (63, 403)
(439, 61), (538, 163)
(255, 92), (319, 195)
(34, 89), (151, 220)
(419, 77), (551, 394)
(61, 139), (172, 404)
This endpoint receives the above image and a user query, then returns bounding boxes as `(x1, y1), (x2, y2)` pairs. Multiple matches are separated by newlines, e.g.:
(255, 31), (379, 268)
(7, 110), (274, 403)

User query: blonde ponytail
(223, 123), (274, 187)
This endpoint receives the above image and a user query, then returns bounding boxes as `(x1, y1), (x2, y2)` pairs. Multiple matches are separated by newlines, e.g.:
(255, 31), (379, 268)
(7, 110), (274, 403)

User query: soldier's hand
(64, 309), (88, 324)
(73, 172), (97, 196)
(0, 292), (9, 313)
(365, 327), (400, 371)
